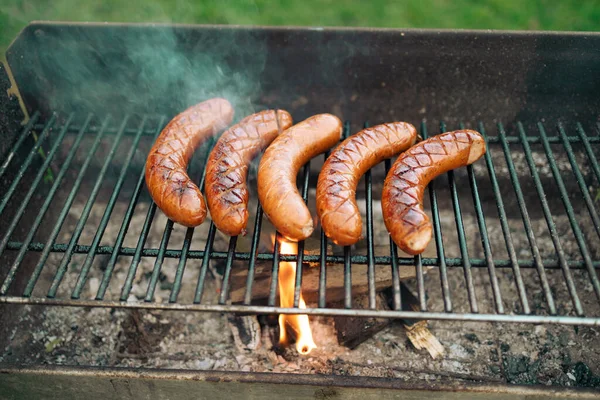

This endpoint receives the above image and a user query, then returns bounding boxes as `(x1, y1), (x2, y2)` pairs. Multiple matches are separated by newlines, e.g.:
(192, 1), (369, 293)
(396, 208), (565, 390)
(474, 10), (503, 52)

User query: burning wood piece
(399, 286), (445, 360)
(227, 315), (262, 352)
(216, 225), (440, 358)
(403, 321), (445, 360)
(332, 285), (444, 359)
(333, 293), (392, 349)
(258, 315), (277, 350)
(222, 218), (431, 305)
(228, 257), (427, 305)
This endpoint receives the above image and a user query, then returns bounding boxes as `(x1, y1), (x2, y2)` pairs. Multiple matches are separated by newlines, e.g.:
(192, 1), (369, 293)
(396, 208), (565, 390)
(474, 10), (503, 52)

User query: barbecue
(1, 22), (600, 398)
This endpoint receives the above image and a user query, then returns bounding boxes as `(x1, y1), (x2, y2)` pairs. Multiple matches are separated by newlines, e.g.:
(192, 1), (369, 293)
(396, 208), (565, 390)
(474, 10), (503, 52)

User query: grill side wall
(6, 23), (600, 128)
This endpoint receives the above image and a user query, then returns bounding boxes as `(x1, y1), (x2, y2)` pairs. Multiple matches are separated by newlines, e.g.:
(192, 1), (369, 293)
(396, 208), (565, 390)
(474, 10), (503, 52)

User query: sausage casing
(316, 122), (418, 246)
(258, 114), (342, 241)
(205, 110), (293, 236)
(382, 130), (486, 255)
(145, 98), (234, 227)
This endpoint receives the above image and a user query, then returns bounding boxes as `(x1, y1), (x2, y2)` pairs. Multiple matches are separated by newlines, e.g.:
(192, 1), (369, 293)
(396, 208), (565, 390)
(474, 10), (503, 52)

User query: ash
(3, 304), (600, 387)
(2, 184), (600, 388)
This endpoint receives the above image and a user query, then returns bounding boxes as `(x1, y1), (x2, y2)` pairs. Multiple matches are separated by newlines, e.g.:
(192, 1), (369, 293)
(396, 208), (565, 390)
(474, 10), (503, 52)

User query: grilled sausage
(205, 110), (293, 236)
(316, 122), (418, 246)
(258, 114), (342, 241)
(382, 130), (486, 255)
(145, 98), (234, 227)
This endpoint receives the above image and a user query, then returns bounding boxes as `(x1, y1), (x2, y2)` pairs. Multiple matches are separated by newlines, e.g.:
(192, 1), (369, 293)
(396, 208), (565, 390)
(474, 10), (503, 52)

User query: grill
(1, 113), (600, 326)
(1, 22), (600, 397)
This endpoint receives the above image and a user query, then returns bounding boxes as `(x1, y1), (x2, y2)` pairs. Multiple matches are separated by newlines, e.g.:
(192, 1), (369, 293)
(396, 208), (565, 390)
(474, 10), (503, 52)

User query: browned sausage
(205, 110), (293, 236)
(382, 130), (486, 255)
(316, 122), (418, 246)
(145, 98), (234, 227)
(258, 114), (342, 241)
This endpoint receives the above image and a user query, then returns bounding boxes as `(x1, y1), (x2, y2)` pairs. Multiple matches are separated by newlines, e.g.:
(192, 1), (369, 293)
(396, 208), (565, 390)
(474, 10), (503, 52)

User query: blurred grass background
(2, 0), (600, 57)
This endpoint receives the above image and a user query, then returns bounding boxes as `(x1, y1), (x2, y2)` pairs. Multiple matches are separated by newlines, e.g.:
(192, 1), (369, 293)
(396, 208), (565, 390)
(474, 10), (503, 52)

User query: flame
(273, 234), (317, 355)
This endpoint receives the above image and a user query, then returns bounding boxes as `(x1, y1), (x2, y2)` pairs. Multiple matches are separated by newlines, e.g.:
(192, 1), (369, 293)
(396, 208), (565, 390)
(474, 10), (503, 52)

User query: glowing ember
(274, 235), (317, 355)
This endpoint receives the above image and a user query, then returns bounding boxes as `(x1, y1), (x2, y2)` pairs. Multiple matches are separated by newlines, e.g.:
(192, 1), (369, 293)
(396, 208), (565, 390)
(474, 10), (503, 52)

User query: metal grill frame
(2, 23), (600, 328)
(1, 112), (599, 326)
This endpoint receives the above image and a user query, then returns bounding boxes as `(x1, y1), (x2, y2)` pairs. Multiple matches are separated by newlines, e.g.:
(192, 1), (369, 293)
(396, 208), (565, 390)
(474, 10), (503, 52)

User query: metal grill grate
(1, 112), (600, 326)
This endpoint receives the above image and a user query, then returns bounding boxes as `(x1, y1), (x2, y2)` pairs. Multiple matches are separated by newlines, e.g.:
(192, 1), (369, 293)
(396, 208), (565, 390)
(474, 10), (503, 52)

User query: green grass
(2, 0), (600, 56)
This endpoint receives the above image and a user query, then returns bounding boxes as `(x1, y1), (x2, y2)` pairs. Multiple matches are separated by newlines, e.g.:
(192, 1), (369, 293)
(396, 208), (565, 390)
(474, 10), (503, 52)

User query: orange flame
(273, 235), (317, 355)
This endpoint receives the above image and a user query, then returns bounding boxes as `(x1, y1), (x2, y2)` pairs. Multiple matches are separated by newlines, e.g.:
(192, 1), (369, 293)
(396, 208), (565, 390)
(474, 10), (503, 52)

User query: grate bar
(360, 121), (377, 310)
(7, 240), (598, 270)
(0, 112), (40, 180)
(47, 116), (129, 298)
(243, 204), (264, 305)
(293, 239), (306, 305)
(3, 295), (600, 325)
(421, 123), (449, 312)
(173, 136), (217, 304)
(120, 203), (157, 300)
(97, 117), (166, 300)
(558, 124), (600, 240)
(384, 158), (402, 311)
(218, 236), (238, 305)
(318, 226), (328, 308)
(517, 122), (583, 316)
(497, 123), (557, 315)
(268, 232), (282, 307)
(170, 227), (194, 303)
(460, 123), (504, 314)
(486, 135), (600, 144)
(538, 123), (600, 302)
(479, 122), (530, 314)
(467, 166), (504, 313)
(441, 122), (479, 313)
(240, 150), (265, 305)
(0, 114), (74, 258)
(72, 117), (148, 299)
(193, 222), (217, 304)
(240, 152), (264, 305)
(365, 170), (377, 309)
(22, 116), (111, 297)
(413, 254), (426, 311)
(448, 169), (479, 313)
(583, 123), (600, 183)
(0, 114), (88, 295)
(36, 122), (600, 144)
(389, 242), (402, 311)
(166, 141), (211, 303)
(318, 151), (330, 309)
(0, 114), (57, 217)
(38, 121), (600, 145)
(32, 122), (160, 137)
(144, 219), (174, 302)
(34, 122), (600, 144)
(343, 246), (352, 309)
(293, 161), (311, 308)
(341, 121), (353, 310)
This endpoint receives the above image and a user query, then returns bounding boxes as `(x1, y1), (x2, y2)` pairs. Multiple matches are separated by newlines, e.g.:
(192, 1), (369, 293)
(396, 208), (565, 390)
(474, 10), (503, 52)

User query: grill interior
(2, 22), (600, 330)
(3, 23), (600, 395)
(1, 111), (599, 325)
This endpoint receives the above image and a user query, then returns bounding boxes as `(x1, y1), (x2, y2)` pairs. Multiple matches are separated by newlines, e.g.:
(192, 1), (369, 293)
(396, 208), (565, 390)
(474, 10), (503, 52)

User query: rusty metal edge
(11, 20), (600, 37)
(0, 365), (598, 397)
